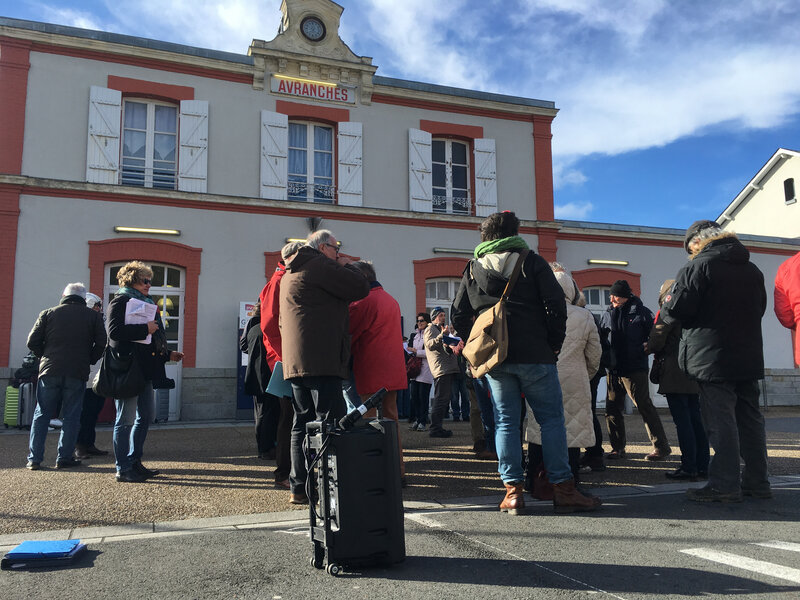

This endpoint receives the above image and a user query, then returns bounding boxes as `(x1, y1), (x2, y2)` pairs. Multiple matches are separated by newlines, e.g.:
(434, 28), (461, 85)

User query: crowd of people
(22, 213), (798, 512)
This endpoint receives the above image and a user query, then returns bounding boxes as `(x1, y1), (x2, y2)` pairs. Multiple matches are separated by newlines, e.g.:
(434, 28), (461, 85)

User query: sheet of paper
(125, 298), (158, 344)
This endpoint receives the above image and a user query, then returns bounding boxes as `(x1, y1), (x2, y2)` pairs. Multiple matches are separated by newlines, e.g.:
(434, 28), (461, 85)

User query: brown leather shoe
(289, 493), (309, 505)
(499, 482), (525, 515)
(646, 447), (672, 461)
(552, 479), (602, 513)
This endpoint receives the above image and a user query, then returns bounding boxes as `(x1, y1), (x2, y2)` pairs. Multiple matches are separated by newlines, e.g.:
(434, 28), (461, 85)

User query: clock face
(301, 17), (326, 42)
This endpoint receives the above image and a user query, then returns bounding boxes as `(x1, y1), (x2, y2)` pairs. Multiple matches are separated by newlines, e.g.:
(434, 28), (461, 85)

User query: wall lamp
(432, 247), (474, 255)
(114, 226), (180, 236)
(587, 259), (629, 266)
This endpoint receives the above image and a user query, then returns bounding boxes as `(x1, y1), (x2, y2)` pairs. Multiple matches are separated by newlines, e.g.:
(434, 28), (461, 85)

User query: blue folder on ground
(1, 539), (87, 569)
(266, 361), (293, 398)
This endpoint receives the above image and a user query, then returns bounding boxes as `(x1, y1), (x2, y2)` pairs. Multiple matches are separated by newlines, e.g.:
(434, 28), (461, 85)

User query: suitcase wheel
(311, 542), (324, 569)
(326, 563), (341, 577)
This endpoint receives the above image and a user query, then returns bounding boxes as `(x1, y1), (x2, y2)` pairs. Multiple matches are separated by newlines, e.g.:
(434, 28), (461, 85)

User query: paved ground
(2, 408), (798, 536)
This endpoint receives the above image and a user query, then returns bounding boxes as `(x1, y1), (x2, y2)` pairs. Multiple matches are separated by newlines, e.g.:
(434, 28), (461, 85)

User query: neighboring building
(1, 0), (797, 419)
(718, 148), (800, 239)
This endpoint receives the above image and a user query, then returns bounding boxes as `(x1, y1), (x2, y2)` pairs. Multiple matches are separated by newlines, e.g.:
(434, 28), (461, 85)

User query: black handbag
(92, 346), (146, 399)
(649, 353), (665, 385)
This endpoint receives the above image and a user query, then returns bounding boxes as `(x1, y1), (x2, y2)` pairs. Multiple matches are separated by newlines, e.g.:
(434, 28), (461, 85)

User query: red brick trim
(0, 38), (31, 175)
(419, 119), (484, 139)
(107, 75), (194, 101)
(558, 231), (684, 249)
(31, 42), (253, 85)
(275, 100), (349, 123)
(0, 187), (21, 366)
(412, 257), (468, 314)
(88, 238), (202, 367)
(537, 229), (557, 262)
(572, 268), (641, 297)
(372, 93), (542, 124)
(532, 115), (554, 222)
(264, 251), (281, 280)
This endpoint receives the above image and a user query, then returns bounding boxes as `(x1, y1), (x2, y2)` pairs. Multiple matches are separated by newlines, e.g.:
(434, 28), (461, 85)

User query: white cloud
(554, 201), (594, 220)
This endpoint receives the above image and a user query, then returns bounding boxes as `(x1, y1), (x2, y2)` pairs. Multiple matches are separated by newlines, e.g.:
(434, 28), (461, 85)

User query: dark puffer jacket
(661, 233), (766, 382)
(647, 312), (700, 395)
(451, 249), (566, 364)
(27, 295), (106, 381)
(601, 295), (654, 376)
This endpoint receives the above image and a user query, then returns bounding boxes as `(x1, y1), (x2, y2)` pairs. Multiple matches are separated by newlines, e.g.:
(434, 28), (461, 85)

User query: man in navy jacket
(602, 279), (671, 461)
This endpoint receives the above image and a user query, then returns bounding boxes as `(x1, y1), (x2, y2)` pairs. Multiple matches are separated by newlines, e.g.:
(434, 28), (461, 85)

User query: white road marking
(752, 541), (800, 553)
(406, 512), (628, 600)
(680, 548), (800, 584)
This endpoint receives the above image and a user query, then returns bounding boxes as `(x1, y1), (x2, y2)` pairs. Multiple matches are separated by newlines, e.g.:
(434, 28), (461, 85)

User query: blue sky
(3, 0), (800, 229)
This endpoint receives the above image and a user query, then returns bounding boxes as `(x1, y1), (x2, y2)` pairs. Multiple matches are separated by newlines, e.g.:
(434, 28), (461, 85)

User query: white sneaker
(408, 421), (419, 431)
(416, 423), (428, 431)
(49, 419), (63, 429)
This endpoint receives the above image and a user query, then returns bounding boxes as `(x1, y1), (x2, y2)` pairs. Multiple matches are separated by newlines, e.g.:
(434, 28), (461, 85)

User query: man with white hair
(26, 283), (106, 470)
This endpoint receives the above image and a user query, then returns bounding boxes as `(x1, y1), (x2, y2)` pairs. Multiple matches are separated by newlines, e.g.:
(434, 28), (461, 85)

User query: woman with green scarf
(107, 261), (184, 483)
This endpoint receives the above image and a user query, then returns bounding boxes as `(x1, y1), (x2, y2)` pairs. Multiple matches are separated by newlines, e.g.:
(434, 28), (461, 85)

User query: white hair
(85, 292), (102, 309)
(62, 282), (86, 299)
(306, 229), (335, 250)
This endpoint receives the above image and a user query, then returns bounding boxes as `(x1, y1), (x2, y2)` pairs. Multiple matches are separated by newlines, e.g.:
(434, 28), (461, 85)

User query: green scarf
(118, 286), (156, 304)
(474, 235), (529, 259)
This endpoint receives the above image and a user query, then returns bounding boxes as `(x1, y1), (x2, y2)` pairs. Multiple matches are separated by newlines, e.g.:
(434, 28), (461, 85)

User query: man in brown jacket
(424, 307), (461, 438)
(279, 229), (370, 504)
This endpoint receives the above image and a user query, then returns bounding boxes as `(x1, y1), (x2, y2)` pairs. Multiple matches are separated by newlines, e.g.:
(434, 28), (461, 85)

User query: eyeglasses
(141, 278), (152, 285)
(323, 243), (339, 253)
(416, 319), (426, 323)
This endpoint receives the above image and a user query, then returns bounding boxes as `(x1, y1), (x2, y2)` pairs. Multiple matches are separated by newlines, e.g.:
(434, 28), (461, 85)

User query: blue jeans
(113, 383), (153, 473)
(471, 376), (495, 451)
(396, 386), (410, 419)
(486, 363), (571, 484)
(28, 375), (85, 464)
(666, 393), (709, 475)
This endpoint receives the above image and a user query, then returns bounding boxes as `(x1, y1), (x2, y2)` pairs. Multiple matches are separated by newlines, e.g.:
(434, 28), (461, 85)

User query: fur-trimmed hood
(690, 231), (743, 260)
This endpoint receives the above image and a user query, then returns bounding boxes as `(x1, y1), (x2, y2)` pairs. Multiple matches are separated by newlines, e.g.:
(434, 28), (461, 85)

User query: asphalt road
(3, 482), (799, 600)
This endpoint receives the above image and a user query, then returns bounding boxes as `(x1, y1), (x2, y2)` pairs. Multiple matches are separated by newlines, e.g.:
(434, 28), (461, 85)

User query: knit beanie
(609, 279), (632, 298)
(430, 307), (445, 320)
(684, 220), (719, 253)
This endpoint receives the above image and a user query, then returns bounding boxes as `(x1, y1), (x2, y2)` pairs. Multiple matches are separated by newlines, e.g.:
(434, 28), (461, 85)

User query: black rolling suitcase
(305, 389), (405, 576)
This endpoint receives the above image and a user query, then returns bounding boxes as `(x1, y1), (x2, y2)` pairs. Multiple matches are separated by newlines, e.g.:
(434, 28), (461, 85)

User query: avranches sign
(270, 75), (356, 105)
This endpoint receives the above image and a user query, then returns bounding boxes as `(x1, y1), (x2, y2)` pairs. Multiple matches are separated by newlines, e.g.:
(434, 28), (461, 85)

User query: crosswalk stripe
(752, 541), (800, 553)
(681, 548), (800, 584)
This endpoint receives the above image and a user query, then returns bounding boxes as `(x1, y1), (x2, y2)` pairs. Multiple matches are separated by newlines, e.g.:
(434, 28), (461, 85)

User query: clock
(300, 16), (326, 42)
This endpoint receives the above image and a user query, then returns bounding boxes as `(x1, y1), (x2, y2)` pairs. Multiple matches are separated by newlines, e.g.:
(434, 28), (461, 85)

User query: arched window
(583, 286), (611, 316)
(784, 178), (796, 205)
(425, 277), (461, 323)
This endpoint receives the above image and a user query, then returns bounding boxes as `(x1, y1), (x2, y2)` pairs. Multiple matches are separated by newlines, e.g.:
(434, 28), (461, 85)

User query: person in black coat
(239, 301), (280, 460)
(452, 211), (599, 515)
(108, 261), (184, 483)
(662, 221), (770, 502)
(601, 280), (671, 461)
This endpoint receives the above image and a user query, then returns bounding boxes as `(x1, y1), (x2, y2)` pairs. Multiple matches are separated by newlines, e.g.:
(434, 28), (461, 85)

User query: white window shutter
(337, 121), (363, 207)
(86, 86), (121, 184)
(409, 128), (432, 212)
(260, 110), (288, 200)
(178, 100), (209, 193)
(474, 138), (497, 216)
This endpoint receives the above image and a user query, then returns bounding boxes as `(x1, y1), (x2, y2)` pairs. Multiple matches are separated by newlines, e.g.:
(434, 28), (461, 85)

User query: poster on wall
(236, 301), (258, 417)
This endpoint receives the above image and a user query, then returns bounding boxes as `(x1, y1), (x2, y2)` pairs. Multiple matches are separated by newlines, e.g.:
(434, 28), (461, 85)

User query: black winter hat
(609, 279), (633, 298)
(684, 220), (719, 253)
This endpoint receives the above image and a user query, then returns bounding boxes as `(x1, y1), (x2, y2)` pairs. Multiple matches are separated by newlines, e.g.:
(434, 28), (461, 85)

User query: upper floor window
(784, 178), (796, 205)
(288, 122), (334, 203)
(121, 100), (178, 189)
(432, 139), (470, 215)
